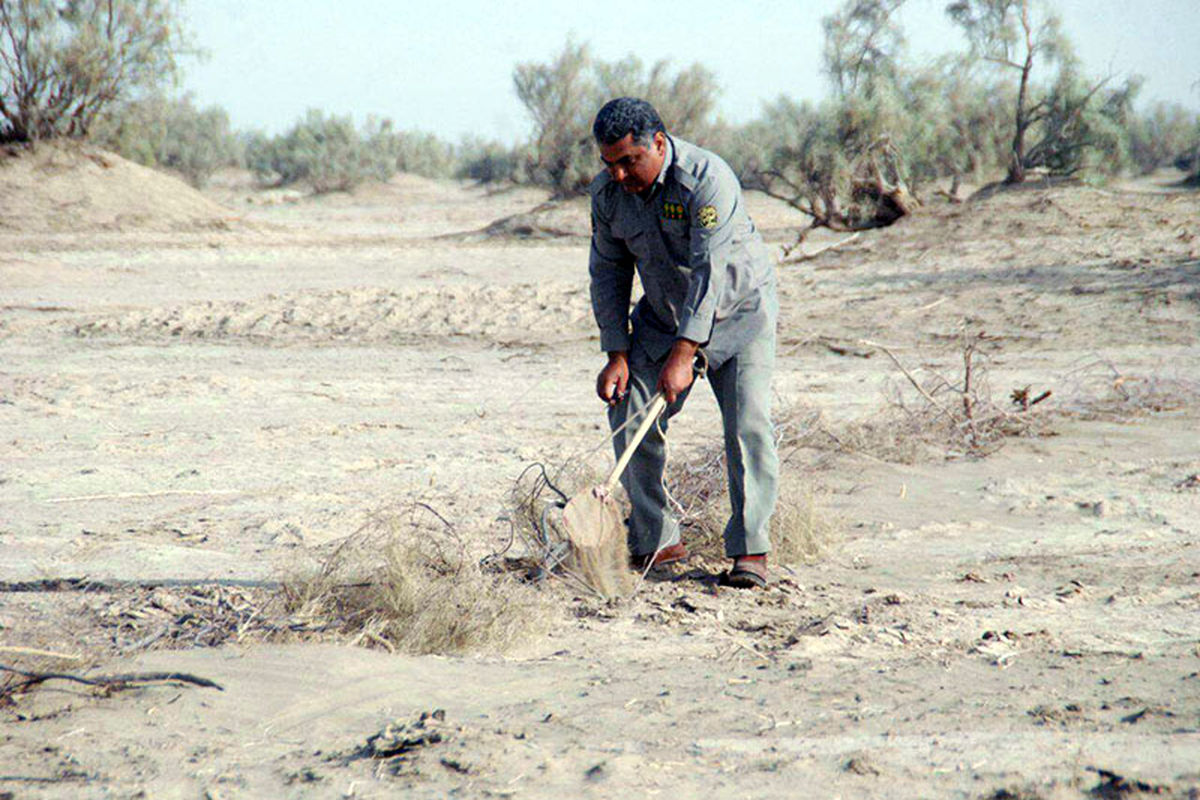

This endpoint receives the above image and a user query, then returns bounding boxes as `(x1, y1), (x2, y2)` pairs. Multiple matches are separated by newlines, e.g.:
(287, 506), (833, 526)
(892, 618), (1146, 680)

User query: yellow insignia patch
(698, 204), (718, 229)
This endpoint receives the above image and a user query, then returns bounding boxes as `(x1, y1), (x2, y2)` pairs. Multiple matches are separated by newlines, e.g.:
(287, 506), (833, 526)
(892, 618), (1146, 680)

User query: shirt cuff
(599, 328), (632, 353)
(675, 312), (714, 346)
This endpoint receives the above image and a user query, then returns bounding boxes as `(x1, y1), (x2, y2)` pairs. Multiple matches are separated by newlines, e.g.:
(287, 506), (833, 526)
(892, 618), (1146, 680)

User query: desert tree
(1025, 68), (1141, 177)
(512, 39), (721, 195)
(753, 0), (922, 239)
(594, 55), (719, 142)
(909, 55), (1013, 197)
(0, 0), (188, 143)
(946, 0), (1075, 183)
(512, 39), (594, 195)
(361, 117), (459, 179)
(456, 135), (523, 183)
(822, 0), (907, 97)
(1190, 76), (1200, 183)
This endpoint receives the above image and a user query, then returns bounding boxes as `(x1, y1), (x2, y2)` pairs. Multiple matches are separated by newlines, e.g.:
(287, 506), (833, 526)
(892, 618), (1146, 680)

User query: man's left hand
(657, 339), (700, 403)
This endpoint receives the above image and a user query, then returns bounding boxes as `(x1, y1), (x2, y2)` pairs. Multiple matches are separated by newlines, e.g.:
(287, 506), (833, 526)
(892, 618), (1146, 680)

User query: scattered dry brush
(281, 503), (553, 655)
(788, 331), (1052, 463)
(1054, 358), (1200, 422)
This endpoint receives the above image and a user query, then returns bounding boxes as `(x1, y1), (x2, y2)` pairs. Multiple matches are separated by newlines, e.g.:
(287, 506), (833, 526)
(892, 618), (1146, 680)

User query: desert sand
(1, 145), (1198, 798)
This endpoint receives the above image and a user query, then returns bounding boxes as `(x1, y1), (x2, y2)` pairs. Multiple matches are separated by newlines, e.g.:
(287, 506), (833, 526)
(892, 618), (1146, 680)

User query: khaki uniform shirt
(588, 135), (776, 368)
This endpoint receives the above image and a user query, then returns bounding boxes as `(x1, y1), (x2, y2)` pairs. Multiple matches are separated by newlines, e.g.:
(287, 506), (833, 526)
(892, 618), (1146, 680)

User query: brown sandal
(722, 554), (768, 589)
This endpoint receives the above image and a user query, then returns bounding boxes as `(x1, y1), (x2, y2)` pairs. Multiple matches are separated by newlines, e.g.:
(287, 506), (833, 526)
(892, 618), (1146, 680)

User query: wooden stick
(898, 296), (948, 316)
(605, 393), (668, 490)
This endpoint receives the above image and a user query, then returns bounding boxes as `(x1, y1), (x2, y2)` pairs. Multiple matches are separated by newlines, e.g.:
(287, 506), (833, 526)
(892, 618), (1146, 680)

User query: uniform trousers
(608, 322), (778, 558)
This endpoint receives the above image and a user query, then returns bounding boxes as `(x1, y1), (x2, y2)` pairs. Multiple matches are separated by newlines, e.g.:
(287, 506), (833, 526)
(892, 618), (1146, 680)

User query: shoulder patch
(697, 204), (719, 229)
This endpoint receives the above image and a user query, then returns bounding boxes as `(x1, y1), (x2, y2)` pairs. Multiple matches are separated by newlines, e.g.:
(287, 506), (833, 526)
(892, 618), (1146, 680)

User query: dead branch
(961, 334), (980, 449)
(1, 664), (224, 695)
(0, 577), (282, 593)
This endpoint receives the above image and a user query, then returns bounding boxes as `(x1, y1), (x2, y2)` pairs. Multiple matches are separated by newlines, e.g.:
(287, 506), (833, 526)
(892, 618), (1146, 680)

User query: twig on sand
(0, 771), (94, 784)
(1, 664), (224, 695)
(858, 339), (958, 422)
(719, 637), (772, 664)
(898, 296), (948, 316)
(0, 646), (83, 660)
(780, 232), (860, 264)
(46, 489), (243, 503)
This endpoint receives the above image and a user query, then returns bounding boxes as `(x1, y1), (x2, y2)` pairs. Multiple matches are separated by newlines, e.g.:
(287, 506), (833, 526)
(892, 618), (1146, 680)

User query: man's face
(599, 131), (666, 194)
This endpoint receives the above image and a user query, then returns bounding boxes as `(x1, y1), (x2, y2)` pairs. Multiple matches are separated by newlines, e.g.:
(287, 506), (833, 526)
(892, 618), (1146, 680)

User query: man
(588, 97), (779, 589)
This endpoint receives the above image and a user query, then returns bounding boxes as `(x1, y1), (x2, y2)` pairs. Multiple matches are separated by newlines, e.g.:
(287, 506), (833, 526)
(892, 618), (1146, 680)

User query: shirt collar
(640, 134), (674, 202)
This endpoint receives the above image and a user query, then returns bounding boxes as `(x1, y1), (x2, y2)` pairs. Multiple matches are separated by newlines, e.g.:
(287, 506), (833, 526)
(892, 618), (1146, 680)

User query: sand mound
(0, 141), (237, 233)
(449, 196), (592, 241)
(73, 285), (594, 343)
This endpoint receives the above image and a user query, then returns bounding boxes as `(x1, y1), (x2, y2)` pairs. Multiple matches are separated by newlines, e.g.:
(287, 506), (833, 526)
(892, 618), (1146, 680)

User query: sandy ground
(1, 157), (1199, 799)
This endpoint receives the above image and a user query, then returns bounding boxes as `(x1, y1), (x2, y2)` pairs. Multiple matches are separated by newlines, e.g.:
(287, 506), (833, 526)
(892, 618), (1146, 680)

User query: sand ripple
(73, 285), (595, 343)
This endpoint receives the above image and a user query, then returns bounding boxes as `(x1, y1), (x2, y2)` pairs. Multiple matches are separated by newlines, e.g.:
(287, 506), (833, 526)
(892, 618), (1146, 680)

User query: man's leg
(708, 326), (778, 558)
(608, 343), (691, 557)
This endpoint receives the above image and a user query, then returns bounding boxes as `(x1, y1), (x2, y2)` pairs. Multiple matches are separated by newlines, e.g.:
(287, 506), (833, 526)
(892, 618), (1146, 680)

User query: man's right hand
(596, 351), (630, 405)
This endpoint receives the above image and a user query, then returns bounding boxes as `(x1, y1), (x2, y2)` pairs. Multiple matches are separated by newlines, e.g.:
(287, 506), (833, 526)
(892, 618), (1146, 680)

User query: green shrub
(1128, 102), (1200, 175)
(393, 131), (457, 179)
(250, 109), (392, 193)
(90, 93), (240, 187)
(363, 118), (459, 179)
(456, 136), (523, 183)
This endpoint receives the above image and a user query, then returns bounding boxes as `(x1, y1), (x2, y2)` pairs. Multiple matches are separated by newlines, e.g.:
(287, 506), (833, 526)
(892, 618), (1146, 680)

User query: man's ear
(653, 131), (666, 155)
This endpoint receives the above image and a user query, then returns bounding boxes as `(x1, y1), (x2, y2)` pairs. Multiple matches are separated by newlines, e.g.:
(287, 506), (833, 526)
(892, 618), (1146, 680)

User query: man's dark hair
(592, 97), (665, 147)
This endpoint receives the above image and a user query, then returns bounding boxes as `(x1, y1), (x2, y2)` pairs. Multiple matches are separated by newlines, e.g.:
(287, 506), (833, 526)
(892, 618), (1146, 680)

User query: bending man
(587, 97), (779, 588)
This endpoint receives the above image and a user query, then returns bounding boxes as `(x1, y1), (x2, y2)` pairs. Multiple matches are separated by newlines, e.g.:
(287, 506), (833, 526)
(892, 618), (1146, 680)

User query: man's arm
(657, 161), (738, 402)
(589, 195), (635, 403)
(677, 160), (738, 346)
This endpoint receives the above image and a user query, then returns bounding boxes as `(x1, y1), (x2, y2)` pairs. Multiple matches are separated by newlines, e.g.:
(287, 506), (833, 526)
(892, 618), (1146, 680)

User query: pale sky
(181, 0), (1200, 143)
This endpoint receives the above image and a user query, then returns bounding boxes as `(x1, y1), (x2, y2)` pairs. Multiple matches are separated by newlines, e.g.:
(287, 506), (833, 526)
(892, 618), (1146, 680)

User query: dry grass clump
(862, 332), (1050, 458)
(771, 475), (840, 564)
(667, 440), (837, 565)
(281, 504), (554, 655)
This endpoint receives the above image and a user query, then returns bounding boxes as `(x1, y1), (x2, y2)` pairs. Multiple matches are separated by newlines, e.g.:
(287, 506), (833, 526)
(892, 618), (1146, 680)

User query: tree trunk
(1007, 0), (1035, 184)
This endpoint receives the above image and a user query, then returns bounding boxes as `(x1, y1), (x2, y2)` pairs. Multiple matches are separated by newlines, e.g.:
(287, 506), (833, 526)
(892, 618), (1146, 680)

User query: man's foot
(722, 554), (768, 588)
(630, 542), (689, 571)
